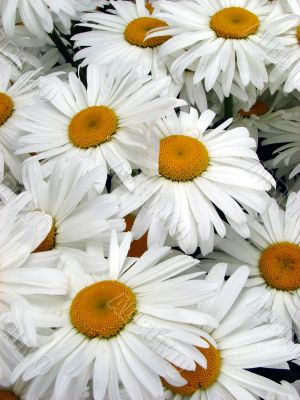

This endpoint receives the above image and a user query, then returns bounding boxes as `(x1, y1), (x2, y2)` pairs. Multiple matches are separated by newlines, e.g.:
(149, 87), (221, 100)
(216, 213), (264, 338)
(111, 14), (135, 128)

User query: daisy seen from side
(231, 92), (300, 143)
(0, 195), (69, 349)
(0, 158), (124, 254)
(259, 109), (300, 179)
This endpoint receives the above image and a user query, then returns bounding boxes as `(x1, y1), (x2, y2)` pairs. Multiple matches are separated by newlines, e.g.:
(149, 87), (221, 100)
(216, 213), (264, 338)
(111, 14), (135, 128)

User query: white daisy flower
(0, 26), (44, 81)
(0, 195), (69, 348)
(12, 232), (218, 400)
(0, 167), (20, 195)
(203, 191), (300, 338)
(162, 264), (299, 400)
(0, 66), (38, 181)
(285, 45), (300, 93)
(30, 47), (75, 77)
(0, 332), (23, 388)
(74, 0), (107, 14)
(291, 380), (300, 397)
(169, 67), (259, 114)
(269, 0), (300, 93)
(0, 378), (91, 400)
(270, 0), (284, 8)
(267, 380), (300, 400)
(73, 0), (171, 77)
(285, 0), (300, 14)
(0, 0), (100, 37)
(0, 158), (124, 253)
(52, 0), (104, 35)
(231, 92), (300, 143)
(17, 63), (182, 189)
(169, 70), (210, 113)
(152, 0), (297, 95)
(0, 29), (72, 81)
(116, 108), (275, 255)
(260, 115), (300, 179)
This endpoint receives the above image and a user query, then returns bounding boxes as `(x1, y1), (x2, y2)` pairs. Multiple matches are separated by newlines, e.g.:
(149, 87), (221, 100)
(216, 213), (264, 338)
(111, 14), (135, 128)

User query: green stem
(224, 95), (233, 119)
(48, 28), (74, 65)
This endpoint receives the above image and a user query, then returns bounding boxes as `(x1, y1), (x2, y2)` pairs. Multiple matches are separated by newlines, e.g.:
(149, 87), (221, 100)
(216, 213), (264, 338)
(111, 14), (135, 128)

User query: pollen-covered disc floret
(159, 135), (209, 181)
(0, 390), (19, 400)
(0, 93), (13, 126)
(239, 100), (269, 117)
(70, 280), (137, 338)
(162, 340), (221, 395)
(210, 7), (260, 39)
(124, 17), (170, 48)
(68, 106), (118, 149)
(33, 221), (57, 253)
(259, 242), (300, 291)
(123, 108), (275, 255)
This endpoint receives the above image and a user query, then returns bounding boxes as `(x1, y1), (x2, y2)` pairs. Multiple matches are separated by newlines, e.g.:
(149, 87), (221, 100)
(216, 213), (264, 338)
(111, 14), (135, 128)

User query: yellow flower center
(0, 93), (14, 126)
(124, 17), (170, 48)
(68, 106), (118, 149)
(159, 135), (209, 182)
(125, 214), (148, 257)
(33, 221), (56, 253)
(0, 390), (19, 400)
(296, 25), (300, 44)
(259, 242), (300, 291)
(70, 281), (136, 338)
(162, 340), (221, 395)
(210, 7), (260, 39)
(239, 100), (269, 117)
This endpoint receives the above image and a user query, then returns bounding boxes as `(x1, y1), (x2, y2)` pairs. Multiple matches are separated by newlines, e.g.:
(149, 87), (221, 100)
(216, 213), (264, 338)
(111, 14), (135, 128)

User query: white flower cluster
(0, 0), (299, 399)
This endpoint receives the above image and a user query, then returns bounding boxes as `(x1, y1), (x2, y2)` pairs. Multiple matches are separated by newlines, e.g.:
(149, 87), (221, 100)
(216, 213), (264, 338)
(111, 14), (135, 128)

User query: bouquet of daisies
(0, 0), (299, 399)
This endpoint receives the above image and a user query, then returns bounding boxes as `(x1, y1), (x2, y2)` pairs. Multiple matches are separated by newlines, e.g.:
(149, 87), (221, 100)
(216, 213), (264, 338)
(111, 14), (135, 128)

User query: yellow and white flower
(204, 191), (300, 338)
(0, 66), (39, 181)
(17, 64), (182, 190)
(117, 108), (275, 255)
(270, 0), (300, 93)
(74, 0), (171, 77)
(12, 232), (218, 400)
(162, 264), (299, 400)
(0, 196), (69, 349)
(153, 0), (297, 95)
(231, 92), (300, 143)
(0, 158), (124, 253)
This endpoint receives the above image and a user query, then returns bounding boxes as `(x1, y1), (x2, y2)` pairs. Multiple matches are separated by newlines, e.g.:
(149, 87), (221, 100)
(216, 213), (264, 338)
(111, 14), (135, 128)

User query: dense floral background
(0, 0), (299, 399)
